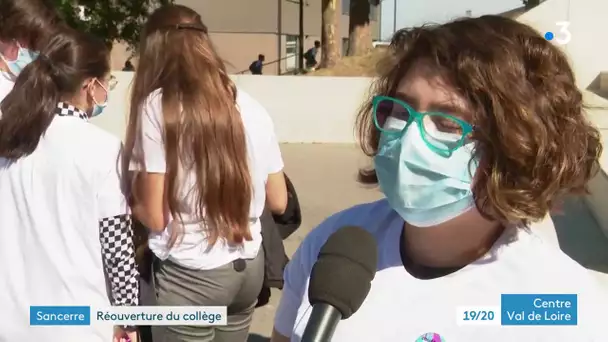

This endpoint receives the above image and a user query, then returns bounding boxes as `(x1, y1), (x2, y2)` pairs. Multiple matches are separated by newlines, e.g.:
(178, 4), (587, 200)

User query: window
(342, 38), (350, 56)
(370, 3), (378, 19)
(342, 0), (351, 15)
(285, 35), (299, 71)
(343, 0), (379, 19)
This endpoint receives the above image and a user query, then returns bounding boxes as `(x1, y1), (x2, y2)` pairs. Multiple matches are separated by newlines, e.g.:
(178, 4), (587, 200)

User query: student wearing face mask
(271, 16), (607, 342)
(0, 28), (139, 342)
(0, 0), (64, 102)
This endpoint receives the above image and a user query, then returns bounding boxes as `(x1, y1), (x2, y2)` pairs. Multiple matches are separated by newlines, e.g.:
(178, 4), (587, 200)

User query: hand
(113, 327), (138, 342)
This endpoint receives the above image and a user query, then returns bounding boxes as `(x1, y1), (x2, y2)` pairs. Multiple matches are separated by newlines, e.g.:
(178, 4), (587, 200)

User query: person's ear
(79, 78), (95, 107)
(81, 78), (94, 92)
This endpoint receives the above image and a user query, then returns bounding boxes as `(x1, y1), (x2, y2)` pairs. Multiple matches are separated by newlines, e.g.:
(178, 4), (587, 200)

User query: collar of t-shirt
(396, 215), (515, 280)
(55, 102), (89, 121)
(399, 225), (466, 279)
(0, 81), (89, 122)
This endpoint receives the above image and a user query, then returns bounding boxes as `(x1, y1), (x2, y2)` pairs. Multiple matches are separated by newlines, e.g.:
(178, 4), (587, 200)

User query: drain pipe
(277, 0), (282, 74)
(298, 0), (304, 72)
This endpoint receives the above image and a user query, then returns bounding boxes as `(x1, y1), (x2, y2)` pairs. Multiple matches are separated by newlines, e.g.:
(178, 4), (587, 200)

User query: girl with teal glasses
(272, 15), (606, 342)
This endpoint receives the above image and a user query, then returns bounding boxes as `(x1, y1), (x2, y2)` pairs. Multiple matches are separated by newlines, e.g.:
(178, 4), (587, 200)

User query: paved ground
(246, 144), (608, 341)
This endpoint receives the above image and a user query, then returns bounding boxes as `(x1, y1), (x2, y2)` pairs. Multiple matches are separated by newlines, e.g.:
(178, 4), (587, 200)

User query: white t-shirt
(0, 106), (134, 342)
(130, 88), (284, 270)
(274, 200), (608, 341)
(0, 71), (14, 106)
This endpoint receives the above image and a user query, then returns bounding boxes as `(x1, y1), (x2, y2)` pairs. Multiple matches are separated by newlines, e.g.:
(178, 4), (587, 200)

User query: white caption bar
(92, 306), (227, 326)
(456, 306), (501, 326)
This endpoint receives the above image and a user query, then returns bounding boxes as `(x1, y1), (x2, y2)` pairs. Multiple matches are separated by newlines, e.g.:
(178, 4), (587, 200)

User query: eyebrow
(394, 91), (466, 117)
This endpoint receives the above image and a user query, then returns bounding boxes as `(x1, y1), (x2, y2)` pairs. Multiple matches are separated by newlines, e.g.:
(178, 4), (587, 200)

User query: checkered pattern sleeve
(99, 214), (139, 307)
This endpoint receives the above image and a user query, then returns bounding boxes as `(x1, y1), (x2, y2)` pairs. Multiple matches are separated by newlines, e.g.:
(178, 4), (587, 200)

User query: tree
(347, 0), (378, 56)
(53, 0), (174, 51)
(320, 0), (340, 68)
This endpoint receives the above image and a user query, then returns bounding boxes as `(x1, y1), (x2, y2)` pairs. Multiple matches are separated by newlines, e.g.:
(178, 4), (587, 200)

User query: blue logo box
(501, 294), (577, 326)
(30, 306), (91, 326)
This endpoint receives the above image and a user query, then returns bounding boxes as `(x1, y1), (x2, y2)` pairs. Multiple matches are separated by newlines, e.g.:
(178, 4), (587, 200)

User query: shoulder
(236, 87), (274, 130)
(527, 242), (608, 334)
(143, 88), (163, 106)
(0, 73), (14, 103)
(236, 88), (270, 118)
(79, 123), (123, 166)
(48, 119), (123, 177)
(298, 199), (396, 260)
(140, 89), (163, 120)
(505, 225), (604, 290)
(53, 118), (122, 155)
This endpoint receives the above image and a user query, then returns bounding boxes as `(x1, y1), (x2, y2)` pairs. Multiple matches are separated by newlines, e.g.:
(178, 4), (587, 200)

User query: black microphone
(301, 226), (378, 342)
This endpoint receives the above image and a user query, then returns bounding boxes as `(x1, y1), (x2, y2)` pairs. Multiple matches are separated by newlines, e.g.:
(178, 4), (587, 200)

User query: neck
(62, 96), (89, 113)
(403, 209), (504, 268)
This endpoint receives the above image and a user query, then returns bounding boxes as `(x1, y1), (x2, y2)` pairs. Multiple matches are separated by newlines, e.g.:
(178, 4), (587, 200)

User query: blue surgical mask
(91, 102), (107, 117)
(90, 79), (109, 117)
(374, 117), (478, 227)
(1, 44), (39, 76)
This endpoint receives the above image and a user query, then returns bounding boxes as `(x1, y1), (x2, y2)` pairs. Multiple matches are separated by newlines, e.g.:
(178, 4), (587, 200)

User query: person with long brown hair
(0, 28), (139, 342)
(0, 0), (64, 102)
(271, 16), (607, 342)
(125, 4), (287, 341)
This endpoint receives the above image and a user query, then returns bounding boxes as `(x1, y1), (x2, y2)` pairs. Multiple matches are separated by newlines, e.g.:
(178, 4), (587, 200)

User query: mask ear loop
(89, 79), (109, 106)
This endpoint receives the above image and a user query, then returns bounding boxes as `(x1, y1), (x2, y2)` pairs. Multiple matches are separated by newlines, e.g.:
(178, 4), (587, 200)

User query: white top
(0, 105), (138, 342)
(274, 200), (608, 341)
(130, 88), (284, 270)
(0, 71), (14, 107)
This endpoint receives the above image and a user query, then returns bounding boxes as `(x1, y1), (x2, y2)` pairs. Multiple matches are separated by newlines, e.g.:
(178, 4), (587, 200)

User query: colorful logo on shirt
(415, 332), (445, 342)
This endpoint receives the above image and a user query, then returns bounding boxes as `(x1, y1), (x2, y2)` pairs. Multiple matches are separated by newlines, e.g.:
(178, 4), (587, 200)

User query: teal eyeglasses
(372, 95), (474, 156)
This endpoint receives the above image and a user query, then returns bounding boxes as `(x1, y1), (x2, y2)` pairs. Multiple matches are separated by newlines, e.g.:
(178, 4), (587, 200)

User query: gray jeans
(152, 249), (264, 342)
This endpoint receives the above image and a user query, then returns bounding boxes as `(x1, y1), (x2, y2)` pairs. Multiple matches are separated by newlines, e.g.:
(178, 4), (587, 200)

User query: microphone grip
(301, 303), (343, 342)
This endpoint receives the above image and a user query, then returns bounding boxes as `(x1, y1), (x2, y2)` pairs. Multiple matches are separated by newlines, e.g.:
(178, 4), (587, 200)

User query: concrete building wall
(111, 0), (381, 74)
(178, 0), (280, 33)
(210, 32), (279, 74)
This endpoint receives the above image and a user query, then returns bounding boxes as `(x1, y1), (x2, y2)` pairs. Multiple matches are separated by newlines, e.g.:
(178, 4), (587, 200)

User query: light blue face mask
(91, 101), (107, 117)
(90, 79), (109, 117)
(0, 44), (39, 76)
(372, 96), (478, 227)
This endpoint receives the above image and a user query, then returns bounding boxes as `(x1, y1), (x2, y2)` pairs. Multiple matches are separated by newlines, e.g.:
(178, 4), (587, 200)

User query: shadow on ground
(248, 333), (270, 342)
(551, 196), (608, 274)
(587, 73), (608, 101)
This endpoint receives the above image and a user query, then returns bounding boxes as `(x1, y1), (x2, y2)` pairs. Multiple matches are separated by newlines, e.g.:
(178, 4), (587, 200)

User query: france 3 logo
(543, 21), (571, 45)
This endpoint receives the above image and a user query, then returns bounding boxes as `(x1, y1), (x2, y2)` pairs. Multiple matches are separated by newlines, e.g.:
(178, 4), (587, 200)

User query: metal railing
(236, 55), (303, 75)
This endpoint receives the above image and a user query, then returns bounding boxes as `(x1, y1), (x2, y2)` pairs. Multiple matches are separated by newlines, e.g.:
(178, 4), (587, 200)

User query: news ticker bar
(30, 294), (578, 327)
(30, 306), (227, 326)
(456, 294), (577, 326)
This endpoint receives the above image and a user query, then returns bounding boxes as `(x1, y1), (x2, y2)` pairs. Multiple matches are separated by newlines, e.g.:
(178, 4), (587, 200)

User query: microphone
(301, 226), (378, 342)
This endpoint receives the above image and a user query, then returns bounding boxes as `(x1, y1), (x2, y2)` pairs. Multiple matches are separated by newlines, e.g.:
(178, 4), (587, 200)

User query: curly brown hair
(356, 15), (602, 226)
